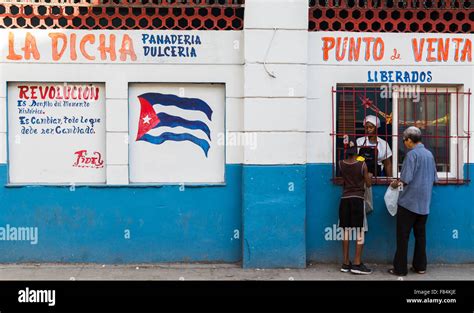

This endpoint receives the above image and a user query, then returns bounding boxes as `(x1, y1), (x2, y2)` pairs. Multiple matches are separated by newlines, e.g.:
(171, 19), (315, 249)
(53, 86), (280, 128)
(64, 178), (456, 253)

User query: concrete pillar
(242, 0), (308, 268)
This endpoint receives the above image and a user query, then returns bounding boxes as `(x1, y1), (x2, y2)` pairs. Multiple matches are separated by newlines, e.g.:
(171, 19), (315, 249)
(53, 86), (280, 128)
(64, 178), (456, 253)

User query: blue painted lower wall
(0, 164), (242, 263)
(242, 165), (306, 268)
(1, 162), (472, 265)
(307, 164), (474, 264)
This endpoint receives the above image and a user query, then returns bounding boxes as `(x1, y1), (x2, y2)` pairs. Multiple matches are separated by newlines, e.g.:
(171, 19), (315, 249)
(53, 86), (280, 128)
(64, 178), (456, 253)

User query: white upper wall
(245, 0), (308, 30)
(1, 14), (474, 169)
(243, 0), (308, 165)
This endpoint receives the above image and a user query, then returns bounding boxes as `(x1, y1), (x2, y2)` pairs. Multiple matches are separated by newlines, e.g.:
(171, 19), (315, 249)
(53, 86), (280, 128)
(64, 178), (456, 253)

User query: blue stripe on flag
(155, 112), (211, 140)
(139, 132), (210, 157)
(139, 93), (213, 121)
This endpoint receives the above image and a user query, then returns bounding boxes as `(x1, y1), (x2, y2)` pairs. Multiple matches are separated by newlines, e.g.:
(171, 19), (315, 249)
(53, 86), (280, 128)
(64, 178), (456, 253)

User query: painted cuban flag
(136, 93), (213, 157)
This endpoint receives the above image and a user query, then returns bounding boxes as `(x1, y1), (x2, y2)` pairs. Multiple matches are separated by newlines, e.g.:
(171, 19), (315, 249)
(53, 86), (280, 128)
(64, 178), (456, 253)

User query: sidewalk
(0, 263), (472, 280)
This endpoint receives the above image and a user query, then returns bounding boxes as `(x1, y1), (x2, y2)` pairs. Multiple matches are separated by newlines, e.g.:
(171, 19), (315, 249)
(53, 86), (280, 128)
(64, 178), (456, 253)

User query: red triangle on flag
(136, 97), (160, 141)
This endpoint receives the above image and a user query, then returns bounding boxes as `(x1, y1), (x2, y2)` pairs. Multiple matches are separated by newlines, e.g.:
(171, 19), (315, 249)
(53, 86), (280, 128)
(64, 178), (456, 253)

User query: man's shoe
(388, 268), (407, 276)
(341, 262), (352, 273)
(351, 263), (372, 275)
(410, 267), (426, 274)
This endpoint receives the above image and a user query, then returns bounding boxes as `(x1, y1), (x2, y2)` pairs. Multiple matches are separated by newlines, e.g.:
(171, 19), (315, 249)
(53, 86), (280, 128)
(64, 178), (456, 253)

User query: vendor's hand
(368, 173), (373, 179)
(390, 179), (400, 189)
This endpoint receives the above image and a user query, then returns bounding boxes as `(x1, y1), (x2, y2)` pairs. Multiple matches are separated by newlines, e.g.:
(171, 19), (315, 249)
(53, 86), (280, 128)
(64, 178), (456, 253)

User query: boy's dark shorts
(339, 197), (364, 228)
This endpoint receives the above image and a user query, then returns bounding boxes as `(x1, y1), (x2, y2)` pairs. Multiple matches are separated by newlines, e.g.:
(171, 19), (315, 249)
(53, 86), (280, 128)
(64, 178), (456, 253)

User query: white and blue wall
(0, 0), (472, 267)
(306, 31), (474, 265)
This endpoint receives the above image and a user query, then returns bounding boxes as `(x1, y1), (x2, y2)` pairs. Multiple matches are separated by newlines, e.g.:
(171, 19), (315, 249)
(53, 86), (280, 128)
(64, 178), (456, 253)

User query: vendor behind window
(356, 115), (393, 177)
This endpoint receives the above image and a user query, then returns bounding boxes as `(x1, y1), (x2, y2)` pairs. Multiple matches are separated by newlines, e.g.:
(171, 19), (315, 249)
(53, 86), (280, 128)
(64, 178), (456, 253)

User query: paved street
(0, 263), (472, 280)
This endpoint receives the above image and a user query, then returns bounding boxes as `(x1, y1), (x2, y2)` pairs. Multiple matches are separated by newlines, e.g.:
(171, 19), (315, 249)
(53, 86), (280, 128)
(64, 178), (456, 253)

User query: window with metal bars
(331, 84), (471, 184)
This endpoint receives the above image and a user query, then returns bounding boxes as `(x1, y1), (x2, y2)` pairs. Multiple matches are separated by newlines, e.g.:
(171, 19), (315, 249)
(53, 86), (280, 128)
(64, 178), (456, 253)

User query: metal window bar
(331, 85), (471, 185)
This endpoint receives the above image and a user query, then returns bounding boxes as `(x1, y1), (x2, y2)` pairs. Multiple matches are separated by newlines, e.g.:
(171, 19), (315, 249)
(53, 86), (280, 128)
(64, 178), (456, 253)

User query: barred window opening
(332, 84), (471, 185)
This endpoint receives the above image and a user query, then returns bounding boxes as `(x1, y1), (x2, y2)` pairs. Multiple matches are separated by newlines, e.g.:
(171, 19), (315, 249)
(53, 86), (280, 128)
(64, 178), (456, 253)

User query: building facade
(0, 0), (472, 268)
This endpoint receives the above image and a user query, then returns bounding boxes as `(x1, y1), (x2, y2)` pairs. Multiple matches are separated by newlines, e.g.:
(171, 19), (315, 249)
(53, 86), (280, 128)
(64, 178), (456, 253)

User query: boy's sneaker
(340, 262), (352, 273)
(351, 263), (372, 275)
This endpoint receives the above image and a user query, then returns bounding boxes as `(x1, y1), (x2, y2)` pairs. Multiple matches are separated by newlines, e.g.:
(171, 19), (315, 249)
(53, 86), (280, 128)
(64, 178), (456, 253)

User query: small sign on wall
(129, 83), (225, 184)
(8, 82), (106, 184)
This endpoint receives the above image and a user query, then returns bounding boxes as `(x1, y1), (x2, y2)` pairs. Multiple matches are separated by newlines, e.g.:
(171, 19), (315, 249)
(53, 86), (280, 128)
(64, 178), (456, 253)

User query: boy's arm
(363, 162), (373, 187)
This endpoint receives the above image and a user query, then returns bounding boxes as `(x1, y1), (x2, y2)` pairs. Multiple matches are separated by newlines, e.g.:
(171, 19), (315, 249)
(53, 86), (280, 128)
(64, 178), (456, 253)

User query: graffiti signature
(73, 150), (104, 169)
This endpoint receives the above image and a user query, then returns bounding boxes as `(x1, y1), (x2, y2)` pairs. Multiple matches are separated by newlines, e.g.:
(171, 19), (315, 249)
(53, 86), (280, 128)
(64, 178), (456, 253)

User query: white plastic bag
(384, 186), (399, 216)
(364, 186), (374, 215)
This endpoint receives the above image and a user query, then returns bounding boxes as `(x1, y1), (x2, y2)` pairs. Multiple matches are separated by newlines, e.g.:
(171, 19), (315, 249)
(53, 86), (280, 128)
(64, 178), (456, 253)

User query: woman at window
(356, 115), (393, 177)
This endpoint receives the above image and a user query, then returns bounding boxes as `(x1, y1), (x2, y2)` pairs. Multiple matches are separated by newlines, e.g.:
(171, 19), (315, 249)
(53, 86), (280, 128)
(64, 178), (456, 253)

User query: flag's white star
(142, 115), (151, 124)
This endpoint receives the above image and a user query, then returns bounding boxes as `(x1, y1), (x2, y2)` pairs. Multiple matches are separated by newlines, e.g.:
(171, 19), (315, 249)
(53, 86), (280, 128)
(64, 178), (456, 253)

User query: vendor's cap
(363, 115), (381, 128)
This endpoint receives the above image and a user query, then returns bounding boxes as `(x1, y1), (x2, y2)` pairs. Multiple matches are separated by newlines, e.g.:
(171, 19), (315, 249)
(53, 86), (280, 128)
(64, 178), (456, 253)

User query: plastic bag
(364, 186), (374, 215)
(384, 186), (399, 216)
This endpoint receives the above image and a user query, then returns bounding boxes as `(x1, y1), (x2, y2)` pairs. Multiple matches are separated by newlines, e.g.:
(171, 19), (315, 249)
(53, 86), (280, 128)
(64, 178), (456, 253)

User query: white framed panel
(129, 83), (225, 184)
(8, 82), (106, 184)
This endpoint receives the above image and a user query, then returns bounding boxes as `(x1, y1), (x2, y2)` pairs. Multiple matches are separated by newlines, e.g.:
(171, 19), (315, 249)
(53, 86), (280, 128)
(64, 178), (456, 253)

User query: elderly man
(357, 115), (393, 177)
(389, 126), (438, 276)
